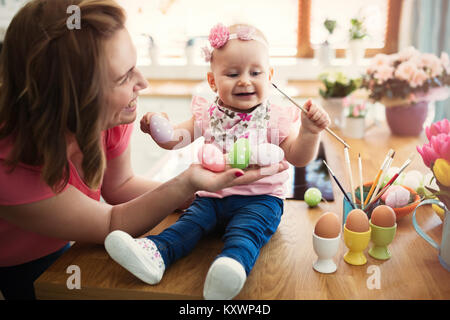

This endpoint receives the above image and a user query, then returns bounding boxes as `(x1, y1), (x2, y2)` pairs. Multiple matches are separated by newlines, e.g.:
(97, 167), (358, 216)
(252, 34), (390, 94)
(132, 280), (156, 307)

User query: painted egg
(150, 114), (174, 144)
(371, 205), (396, 227)
(314, 212), (340, 238)
(384, 185), (410, 208)
(228, 138), (251, 169)
(250, 143), (285, 167)
(198, 144), (226, 172)
(345, 209), (370, 232)
(304, 187), (322, 207)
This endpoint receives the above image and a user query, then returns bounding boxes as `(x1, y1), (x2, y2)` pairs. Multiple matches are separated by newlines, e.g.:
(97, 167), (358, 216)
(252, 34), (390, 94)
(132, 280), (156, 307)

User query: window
(299, 0), (403, 58)
(116, 0), (403, 60)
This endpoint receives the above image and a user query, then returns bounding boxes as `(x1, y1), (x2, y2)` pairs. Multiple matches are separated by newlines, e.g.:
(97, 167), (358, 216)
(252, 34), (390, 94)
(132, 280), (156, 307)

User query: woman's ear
(207, 72), (217, 92)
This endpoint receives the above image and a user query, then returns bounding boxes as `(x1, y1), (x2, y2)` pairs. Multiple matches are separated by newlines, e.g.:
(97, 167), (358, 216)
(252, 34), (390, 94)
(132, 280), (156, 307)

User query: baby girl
(105, 23), (330, 300)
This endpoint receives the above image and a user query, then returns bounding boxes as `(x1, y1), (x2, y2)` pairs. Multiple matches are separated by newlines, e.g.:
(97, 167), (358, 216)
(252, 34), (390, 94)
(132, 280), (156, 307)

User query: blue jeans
(147, 194), (284, 275)
(0, 243), (70, 300)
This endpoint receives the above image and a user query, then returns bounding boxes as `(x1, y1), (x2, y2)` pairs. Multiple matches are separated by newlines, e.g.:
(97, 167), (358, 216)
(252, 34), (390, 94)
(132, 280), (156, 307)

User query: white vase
(343, 117), (366, 139)
(185, 45), (196, 65)
(348, 39), (366, 65)
(149, 46), (160, 65)
(315, 43), (334, 66)
(319, 97), (345, 129)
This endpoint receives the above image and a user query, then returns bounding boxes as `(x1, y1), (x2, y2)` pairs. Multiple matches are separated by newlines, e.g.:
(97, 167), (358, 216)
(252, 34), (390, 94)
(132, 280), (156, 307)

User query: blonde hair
(210, 23), (269, 64)
(0, 0), (126, 192)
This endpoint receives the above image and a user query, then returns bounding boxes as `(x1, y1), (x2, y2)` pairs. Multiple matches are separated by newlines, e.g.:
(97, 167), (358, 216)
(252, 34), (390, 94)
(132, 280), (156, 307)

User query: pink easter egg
(198, 144), (226, 172)
(150, 115), (174, 144)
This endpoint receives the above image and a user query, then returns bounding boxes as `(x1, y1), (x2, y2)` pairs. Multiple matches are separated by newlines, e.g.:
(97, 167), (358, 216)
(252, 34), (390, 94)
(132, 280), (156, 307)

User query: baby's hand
(300, 99), (331, 134)
(140, 112), (169, 135)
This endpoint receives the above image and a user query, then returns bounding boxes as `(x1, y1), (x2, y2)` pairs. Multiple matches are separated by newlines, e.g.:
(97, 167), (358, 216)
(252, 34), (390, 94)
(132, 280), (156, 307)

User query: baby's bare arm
(140, 113), (196, 150)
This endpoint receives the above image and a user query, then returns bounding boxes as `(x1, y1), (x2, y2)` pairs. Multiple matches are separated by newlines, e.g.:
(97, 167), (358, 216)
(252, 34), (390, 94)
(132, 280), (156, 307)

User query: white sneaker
(104, 230), (165, 285)
(203, 257), (247, 300)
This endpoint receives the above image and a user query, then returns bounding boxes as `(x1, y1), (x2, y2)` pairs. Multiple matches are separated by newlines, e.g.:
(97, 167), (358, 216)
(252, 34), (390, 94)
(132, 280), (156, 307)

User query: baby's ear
(268, 67), (274, 81)
(207, 72), (217, 92)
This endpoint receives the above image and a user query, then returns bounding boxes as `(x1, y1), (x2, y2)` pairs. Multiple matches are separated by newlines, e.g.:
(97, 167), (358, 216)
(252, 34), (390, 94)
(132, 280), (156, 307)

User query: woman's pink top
(191, 96), (300, 200)
(0, 124), (133, 267)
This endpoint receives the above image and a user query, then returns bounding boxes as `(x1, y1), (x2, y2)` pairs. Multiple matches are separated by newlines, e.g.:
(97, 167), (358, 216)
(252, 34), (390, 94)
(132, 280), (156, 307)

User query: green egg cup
(368, 221), (397, 260)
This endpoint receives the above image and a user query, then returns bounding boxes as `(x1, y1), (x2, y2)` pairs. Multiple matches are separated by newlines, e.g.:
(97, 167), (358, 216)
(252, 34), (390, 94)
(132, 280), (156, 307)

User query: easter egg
(250, 143), (285, 167)
(150, 114), (174, 144)
(304, 187), (322, 207)
(382, 185), (410, 208)
(228, 138), (250, 169)
(198, 144), (226, 172)
(345, 209), (370, 232)
(314, 212), (340, 238)
(371, 205), (396, 227)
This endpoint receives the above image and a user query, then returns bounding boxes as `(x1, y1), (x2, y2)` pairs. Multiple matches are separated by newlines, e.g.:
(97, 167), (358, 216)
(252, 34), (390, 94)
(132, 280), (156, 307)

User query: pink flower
(374, 64), (395, 83)
(236, 25), (256, 41)
(397, 46), (420, 62)
(426, 118), (450, 140)
(395, 60), (417, 82)
(201, 46), (212, 62)
(417, 142), (440, 168)
(208, 23), (230, 49)
(431, 133), (450, 161)
(352, 107), (360, 117)
(410, 68), (428, 88)
(420, 53), (443, 77)
(367, 53), (391, 74)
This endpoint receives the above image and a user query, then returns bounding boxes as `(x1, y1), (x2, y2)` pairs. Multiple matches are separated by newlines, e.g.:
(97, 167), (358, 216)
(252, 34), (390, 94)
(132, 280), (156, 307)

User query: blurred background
(0, 0), (448, 180)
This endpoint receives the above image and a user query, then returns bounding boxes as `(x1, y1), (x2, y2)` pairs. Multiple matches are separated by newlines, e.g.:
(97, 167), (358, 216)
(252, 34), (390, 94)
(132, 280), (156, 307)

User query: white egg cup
(312, 232), (341, 274)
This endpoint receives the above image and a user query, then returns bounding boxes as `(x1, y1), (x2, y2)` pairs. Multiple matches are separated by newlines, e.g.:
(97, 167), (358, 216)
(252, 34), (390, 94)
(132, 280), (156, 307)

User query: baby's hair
(209, 23), (269, 64)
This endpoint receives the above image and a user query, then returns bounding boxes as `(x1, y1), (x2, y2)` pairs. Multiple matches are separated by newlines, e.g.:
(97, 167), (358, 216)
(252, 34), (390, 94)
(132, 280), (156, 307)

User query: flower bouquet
(417, 118), (450, 217)
(318, 71), (361, 128)
(362, 47), (450, 135)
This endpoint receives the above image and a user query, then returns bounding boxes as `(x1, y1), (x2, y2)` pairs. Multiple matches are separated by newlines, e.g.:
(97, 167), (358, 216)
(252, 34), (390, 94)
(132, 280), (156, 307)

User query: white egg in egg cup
(312, 232), (341, 274)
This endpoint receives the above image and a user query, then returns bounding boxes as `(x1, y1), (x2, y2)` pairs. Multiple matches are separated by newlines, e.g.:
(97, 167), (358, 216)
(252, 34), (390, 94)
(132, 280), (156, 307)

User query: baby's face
(208, 39), (273, 112)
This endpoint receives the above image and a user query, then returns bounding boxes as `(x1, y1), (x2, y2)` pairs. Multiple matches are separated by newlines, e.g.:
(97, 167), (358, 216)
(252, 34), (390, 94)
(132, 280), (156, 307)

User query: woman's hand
(184, 161), (290, 193)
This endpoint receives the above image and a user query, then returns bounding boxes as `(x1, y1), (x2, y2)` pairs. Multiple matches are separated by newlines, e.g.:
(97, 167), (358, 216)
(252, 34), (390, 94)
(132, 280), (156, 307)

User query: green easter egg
(229, 138), (250, 169)
(304, 187), (322, 207)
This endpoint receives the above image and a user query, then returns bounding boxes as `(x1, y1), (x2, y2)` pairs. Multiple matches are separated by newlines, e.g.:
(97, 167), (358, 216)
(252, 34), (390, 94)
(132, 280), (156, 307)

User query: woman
(0, 0), (288, 300)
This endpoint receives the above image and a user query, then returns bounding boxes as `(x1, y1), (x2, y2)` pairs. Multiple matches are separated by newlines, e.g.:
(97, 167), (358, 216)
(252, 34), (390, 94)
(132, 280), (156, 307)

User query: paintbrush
(363, 149), (394, 208)
(323, 160), (356, 210)
(366, 151), (395, 208)
(358, 153), (364, 208)
(344, 147), (356, 206)
(271, 83), (350, 149)
(364, 154), (415, 211)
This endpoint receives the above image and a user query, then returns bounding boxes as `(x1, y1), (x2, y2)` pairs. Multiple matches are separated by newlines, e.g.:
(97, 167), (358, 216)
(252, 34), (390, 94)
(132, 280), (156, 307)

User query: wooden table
(35, 123), (450, 299)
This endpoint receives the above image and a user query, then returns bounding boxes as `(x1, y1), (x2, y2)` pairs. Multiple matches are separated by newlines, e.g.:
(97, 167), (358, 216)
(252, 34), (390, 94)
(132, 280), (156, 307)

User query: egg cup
(343, 192), (379, 225)
(312, 233), (341, 274)
(343, 226), (371, 266)
(368, 221), (397, 260)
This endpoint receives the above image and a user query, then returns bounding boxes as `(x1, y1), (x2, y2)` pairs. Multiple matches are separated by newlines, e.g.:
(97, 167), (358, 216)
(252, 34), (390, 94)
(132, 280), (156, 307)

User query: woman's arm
(0, 157), (288, 244)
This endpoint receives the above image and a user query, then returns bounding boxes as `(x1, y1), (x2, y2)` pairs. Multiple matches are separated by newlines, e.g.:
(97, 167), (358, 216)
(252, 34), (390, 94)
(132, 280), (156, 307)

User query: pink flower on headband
(236, 25), (256, 41)
(201, 46), (212, 62)
(209, 23), (229, 49)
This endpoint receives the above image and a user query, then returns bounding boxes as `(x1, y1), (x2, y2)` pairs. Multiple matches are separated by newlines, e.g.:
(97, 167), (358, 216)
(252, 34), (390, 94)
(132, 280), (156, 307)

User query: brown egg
(371, 205), (396, 227)
(345, 209), (370, 232)
(314, 212), (341, 238)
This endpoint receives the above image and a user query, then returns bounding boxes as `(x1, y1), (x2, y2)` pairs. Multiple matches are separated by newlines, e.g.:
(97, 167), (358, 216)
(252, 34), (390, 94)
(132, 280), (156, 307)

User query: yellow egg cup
(368, 221), (397, 260)
(343, 226), (371, 266)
